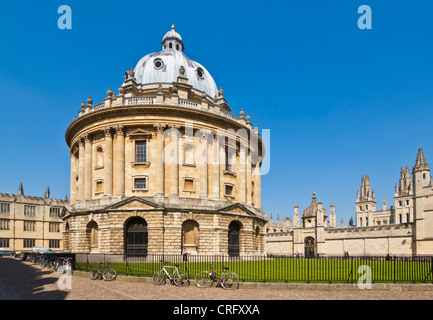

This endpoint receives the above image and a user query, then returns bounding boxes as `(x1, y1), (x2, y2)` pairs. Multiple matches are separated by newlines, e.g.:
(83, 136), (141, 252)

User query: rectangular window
(0, 203), (10, 214)
(23, 239), (35, 248)
(0, 238), (9, 248)
(49, 207), (60, 217)
(24, 205), (36, 216)
(184, 179), (194, 191)
(135, 178), (147, 190)
(136, 141), (147, 162)
(225, 146), (232, 171)
(24, 221), (35, 232)
(49, 240), (60, 248)
(225, 184), (234, 196)
(96, 181), (103, 193)
(49, 222), (60, 233)
(0, 220), (9, 230)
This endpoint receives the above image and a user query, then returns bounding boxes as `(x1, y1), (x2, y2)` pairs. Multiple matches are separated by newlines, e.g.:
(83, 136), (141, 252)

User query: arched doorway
(228, 221), (241, 257)
(86, 221), (99, 253)
(304, 237), (315, 258)
(182, 220), (199, 254)
(125, 217), (148, 256)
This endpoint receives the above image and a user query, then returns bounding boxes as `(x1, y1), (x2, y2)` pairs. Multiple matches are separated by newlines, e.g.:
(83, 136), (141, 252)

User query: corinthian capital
(153, 123), (166, 134)
(103, 126), (113, 138)
(115, 125), (125, 136)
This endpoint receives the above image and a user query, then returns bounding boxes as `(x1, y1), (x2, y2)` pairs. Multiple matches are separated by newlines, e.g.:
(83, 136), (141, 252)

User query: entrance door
(126, 217), (148, 256)
(228, 221), (240, 257)
(304, 237), (315, 258)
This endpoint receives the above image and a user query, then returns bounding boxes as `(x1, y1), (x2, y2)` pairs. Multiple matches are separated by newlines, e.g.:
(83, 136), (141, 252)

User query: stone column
(84, 134), (92, 200)
(114, 125), (125, 197)
(153, 123), (166, 197)
(78, 138), (85, 200)
(253, 163), (262, 209)
(103, 127), (113, 196)
(70, 151), (77, 204)
(169, 125), (180, 197)
(238, 144), (247, 203)
(246, 148), (252, 205)
(219, 138), (226, 199)
(212, 134), (220, 200)
(199, 133), (209, 199)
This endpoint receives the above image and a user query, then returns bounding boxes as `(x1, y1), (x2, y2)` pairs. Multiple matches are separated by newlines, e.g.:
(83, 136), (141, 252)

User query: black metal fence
(71, 253), (433, 284)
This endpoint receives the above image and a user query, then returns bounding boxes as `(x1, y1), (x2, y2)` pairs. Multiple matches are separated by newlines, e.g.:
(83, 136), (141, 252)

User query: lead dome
(133, 25), (218, 98)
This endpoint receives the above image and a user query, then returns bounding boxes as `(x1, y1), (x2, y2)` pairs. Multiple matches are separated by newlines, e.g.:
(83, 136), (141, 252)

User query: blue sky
(0, 1), (432, 225)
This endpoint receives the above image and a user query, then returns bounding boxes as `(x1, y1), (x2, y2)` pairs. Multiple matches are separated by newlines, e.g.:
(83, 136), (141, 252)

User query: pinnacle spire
(413, 148), (429, 172)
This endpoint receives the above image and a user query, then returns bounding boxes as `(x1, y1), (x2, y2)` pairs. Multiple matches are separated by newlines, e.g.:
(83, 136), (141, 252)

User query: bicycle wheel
(220, 272), (239, 290)
(152, 270), (166, 285)
(173, 271), (189, 287)
(89, 268), (100, 280)
(195, 271), (213, 288)
(102, 268), (117, 281)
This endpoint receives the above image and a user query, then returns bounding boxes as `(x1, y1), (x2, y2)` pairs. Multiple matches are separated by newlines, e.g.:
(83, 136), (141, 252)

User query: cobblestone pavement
(1, 256), (433, 301)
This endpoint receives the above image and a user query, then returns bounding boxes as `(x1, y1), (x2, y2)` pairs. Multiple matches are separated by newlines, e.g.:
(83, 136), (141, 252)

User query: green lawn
(75, 256), (433, 284)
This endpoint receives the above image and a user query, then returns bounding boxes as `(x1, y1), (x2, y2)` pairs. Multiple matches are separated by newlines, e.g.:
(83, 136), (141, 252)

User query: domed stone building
(62, 26), (267, 256)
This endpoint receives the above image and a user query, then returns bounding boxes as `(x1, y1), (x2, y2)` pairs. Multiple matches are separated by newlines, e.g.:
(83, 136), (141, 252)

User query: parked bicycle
(195, 264), (239, 289)
(89, 262), (117, 281)
(152, 260), (189, 287)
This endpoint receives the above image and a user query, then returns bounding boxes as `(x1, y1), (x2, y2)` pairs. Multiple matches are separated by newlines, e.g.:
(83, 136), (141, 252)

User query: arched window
(125, 217), (148, 256)
(182, 220), (199, 254)
(87, 221), (98, 252)
(228, 221), (241, 257)
(254, 226), (260, 253)
(96, 146), (104, 168)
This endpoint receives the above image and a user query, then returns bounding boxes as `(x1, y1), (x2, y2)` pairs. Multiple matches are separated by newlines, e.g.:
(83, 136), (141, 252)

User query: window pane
(136, 141), (147, 162)
(135, 178), (147, 189)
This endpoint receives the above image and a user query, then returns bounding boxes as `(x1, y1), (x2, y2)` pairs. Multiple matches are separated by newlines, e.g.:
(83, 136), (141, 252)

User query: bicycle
(89, 262), (117, 281)
(152, 260), (189, 287)
(195, 264), (239, 289)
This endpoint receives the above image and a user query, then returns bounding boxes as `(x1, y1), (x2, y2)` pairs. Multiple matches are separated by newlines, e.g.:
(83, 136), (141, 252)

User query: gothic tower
(412, 148), (433, 254)
(355, 175), (376, 226)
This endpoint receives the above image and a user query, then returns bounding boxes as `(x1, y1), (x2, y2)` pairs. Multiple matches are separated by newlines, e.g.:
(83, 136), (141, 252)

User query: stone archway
(125, 217), (148, 256)
(182, 220), (199, 254)
(86, 220), (99, 253)
(304, 236), (315, 258)
(228, 221), (242, 257)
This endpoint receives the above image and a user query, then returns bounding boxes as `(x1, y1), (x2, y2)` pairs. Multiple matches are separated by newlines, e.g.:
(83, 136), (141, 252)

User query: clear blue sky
(0, 1), (432, 225)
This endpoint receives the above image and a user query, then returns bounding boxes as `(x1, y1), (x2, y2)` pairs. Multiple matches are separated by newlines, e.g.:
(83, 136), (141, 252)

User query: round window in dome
(154, 58), (164, 70)
(196, 68), (204, 80)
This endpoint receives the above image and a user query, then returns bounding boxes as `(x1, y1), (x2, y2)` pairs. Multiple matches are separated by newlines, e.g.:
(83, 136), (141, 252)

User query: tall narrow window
(96, 146), (104, 168)
(136, 141), (147, 162)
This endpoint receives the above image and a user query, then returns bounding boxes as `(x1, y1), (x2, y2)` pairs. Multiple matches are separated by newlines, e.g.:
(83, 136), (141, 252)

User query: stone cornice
(66, 104), (261, 148)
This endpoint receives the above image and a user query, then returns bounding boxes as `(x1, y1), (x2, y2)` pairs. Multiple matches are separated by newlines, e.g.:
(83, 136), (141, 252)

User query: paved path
(1, 256), (433, 301)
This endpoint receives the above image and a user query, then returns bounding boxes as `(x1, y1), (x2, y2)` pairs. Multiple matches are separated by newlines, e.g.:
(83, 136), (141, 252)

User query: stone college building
(62, 26), (267, 256)
(266, 148), (433, 256)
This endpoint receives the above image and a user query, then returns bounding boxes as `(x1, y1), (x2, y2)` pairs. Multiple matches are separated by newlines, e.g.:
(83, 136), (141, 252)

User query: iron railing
(70, 253), (433, 284)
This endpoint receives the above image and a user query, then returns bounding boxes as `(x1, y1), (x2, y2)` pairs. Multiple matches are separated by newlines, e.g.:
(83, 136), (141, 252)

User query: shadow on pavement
(0, 257), (70, 300)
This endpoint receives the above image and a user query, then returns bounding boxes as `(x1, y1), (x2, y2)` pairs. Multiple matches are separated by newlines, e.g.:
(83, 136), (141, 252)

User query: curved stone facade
(62, 27), (267, 255)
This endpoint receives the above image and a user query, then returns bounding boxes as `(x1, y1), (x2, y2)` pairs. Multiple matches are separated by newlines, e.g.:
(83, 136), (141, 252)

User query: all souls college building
(62, 26), (267, 256)
(59, 26), (433, 257)
(266, 148), (433, 256)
